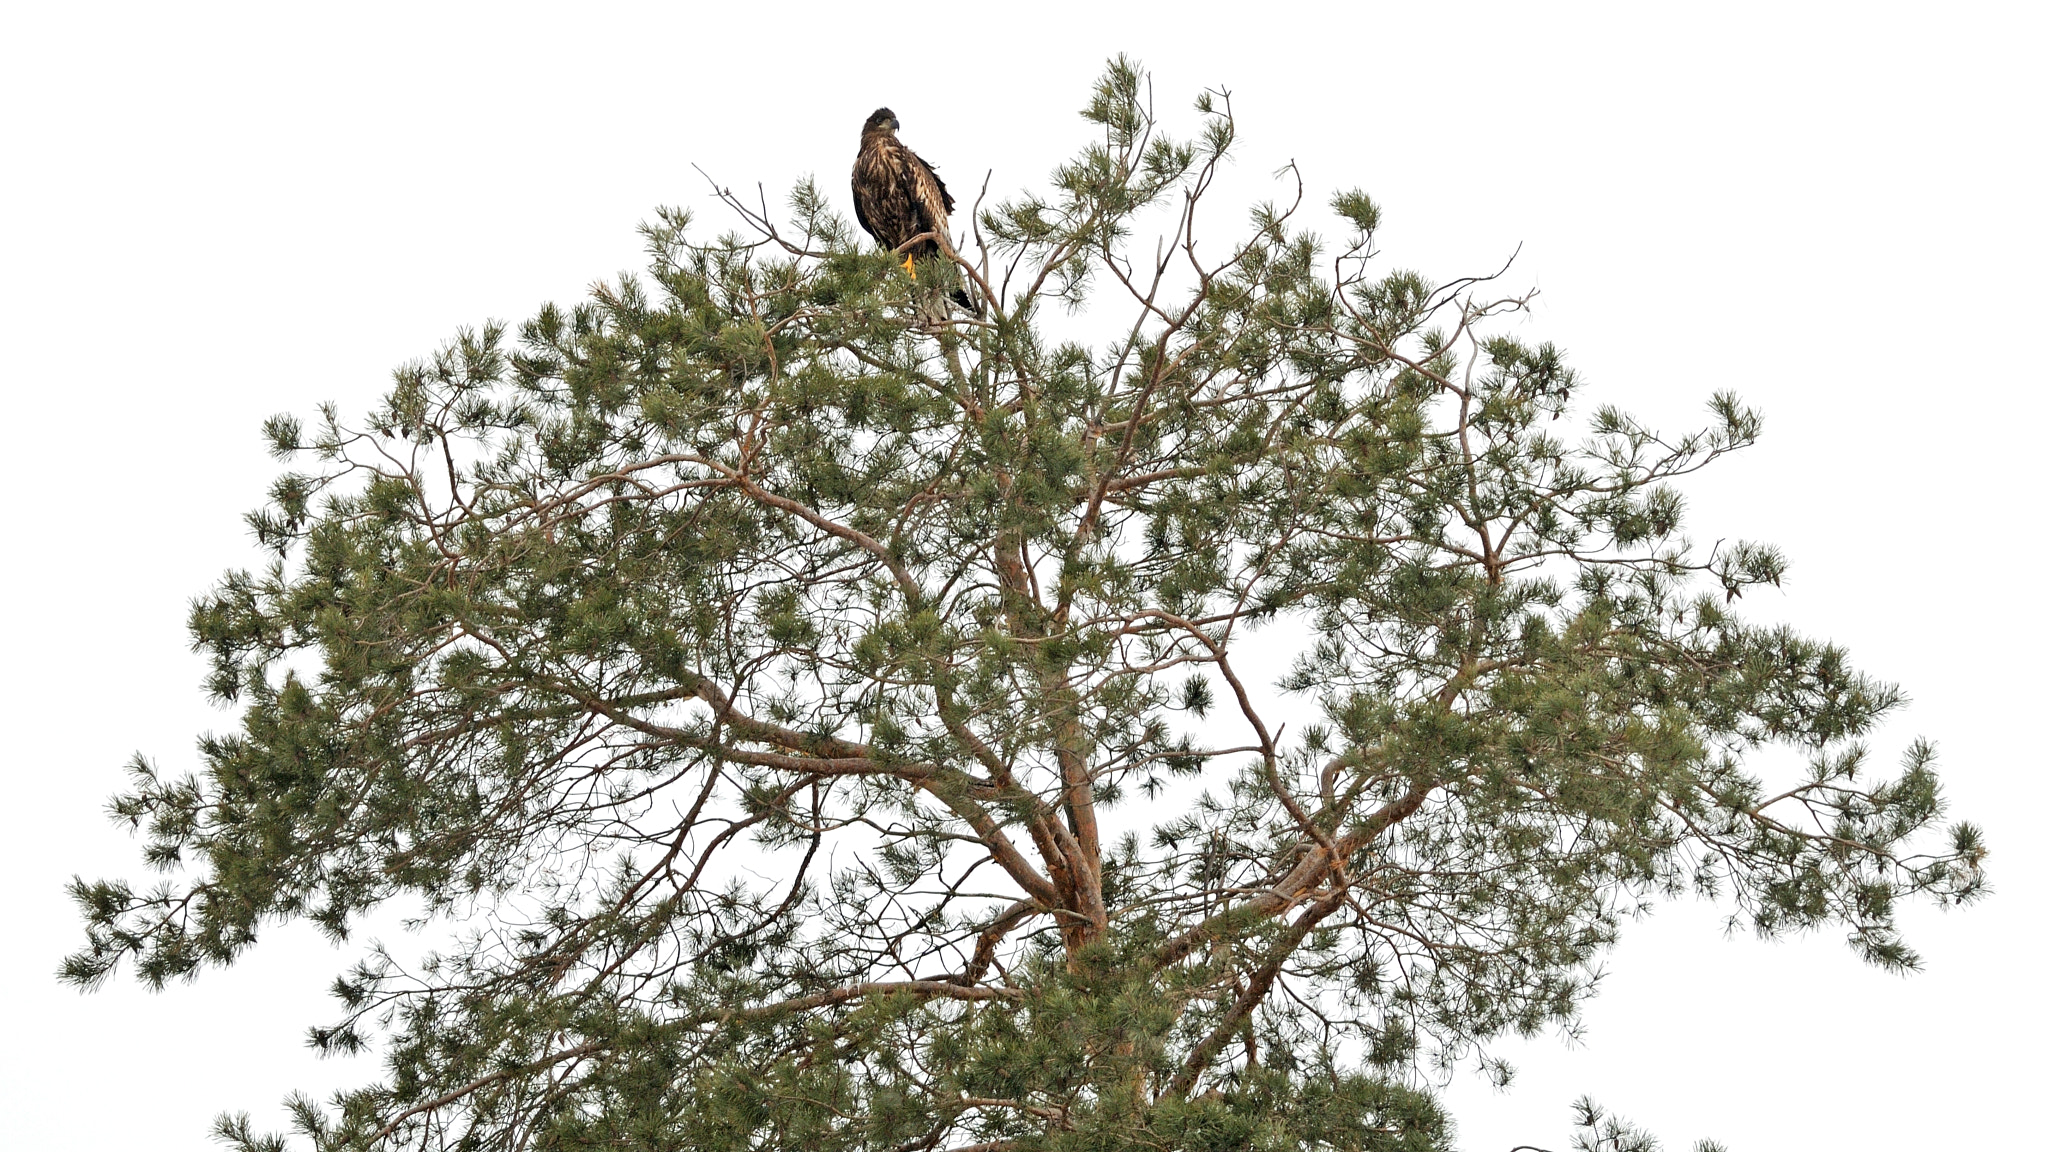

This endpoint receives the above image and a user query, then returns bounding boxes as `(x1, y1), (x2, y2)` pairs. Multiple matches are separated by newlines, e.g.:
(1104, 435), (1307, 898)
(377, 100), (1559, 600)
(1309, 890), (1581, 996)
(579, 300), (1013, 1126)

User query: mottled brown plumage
(852, 108), (966, 305)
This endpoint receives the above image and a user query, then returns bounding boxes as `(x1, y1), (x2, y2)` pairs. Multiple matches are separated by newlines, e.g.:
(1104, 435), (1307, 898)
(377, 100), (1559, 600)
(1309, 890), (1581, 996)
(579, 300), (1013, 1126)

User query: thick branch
(1154, 775), (1434, 968)
(1168, 886), (1347, 1096)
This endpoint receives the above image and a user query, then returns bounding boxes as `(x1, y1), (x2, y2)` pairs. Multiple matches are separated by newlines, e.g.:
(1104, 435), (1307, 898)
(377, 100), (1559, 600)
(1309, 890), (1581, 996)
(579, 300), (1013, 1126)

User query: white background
(2, 3), (2041, 1149)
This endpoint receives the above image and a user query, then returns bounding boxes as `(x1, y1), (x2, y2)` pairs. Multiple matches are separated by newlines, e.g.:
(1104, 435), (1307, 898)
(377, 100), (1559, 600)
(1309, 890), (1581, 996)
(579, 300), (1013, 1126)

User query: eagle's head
(863, 107), (900, 136)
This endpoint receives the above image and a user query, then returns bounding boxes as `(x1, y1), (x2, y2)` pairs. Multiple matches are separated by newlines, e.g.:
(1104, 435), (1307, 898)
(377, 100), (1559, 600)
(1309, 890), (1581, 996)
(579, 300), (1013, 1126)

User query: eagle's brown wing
(905, 151), (978, 313)
(851, 170), (878, 242)
(905, 148), (955, 233)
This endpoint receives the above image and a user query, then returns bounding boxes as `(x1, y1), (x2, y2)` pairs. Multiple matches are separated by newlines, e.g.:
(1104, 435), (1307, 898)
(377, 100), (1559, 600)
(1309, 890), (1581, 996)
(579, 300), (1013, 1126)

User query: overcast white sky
(3, 3), (2042, 1149)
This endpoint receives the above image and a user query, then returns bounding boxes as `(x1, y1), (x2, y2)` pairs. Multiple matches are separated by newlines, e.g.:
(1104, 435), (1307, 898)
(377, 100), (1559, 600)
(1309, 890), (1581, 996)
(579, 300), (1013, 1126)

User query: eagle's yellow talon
(902, 254), (916, 280)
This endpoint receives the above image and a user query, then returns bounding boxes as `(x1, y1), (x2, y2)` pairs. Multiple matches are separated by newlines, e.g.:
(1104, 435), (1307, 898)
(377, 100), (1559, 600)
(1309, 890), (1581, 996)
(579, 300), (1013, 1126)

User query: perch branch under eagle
(852, 108), (975, 312)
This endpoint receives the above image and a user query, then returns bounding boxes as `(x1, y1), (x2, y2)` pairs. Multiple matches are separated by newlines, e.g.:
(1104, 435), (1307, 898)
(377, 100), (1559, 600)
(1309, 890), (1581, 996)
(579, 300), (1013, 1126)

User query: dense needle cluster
(67, 58), (1983, 1152)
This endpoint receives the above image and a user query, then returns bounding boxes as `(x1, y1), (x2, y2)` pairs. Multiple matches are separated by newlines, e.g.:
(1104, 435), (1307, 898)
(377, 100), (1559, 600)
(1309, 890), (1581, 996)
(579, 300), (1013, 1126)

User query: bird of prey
(852, 108), (974, 311)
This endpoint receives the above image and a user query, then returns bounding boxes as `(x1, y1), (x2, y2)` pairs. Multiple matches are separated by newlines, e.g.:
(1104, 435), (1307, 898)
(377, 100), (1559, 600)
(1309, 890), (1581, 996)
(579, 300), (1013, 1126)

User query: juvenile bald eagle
(852, 108), (974, 311)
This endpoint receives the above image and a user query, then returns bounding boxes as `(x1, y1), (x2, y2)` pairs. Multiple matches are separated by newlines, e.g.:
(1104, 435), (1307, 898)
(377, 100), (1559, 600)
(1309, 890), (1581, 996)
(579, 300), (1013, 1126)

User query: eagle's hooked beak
(889, 117), (901, 132)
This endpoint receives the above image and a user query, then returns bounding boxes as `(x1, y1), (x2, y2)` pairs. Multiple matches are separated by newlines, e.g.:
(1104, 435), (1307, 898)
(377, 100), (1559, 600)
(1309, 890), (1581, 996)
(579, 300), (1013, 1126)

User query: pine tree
(67, 58), (1984, 1152)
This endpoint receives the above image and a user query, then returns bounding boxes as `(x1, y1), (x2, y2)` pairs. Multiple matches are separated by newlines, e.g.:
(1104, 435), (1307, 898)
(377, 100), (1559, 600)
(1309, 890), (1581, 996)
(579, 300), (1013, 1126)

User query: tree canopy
(68, 58), (1985, 1152)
